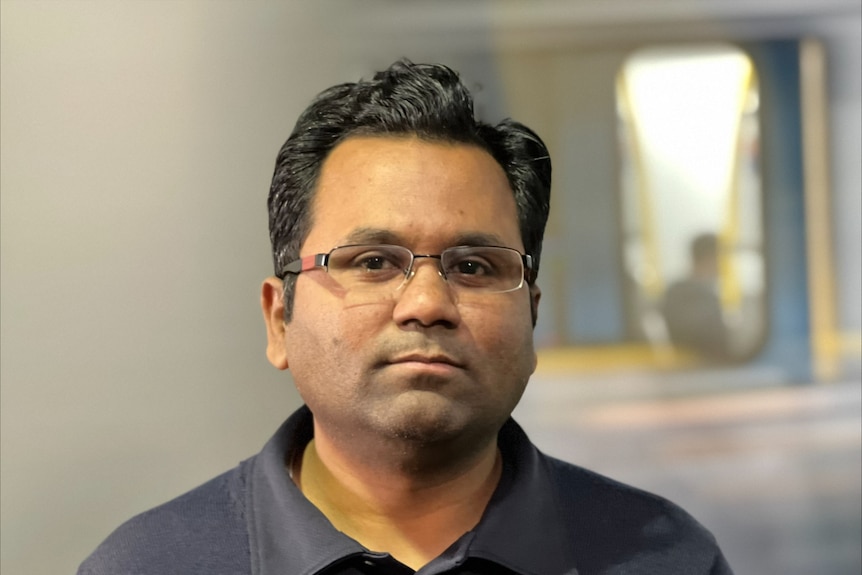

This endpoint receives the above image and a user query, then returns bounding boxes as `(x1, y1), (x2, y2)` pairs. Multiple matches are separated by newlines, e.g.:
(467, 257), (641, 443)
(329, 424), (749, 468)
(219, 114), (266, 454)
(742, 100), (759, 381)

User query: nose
(392, 257), (461, 329)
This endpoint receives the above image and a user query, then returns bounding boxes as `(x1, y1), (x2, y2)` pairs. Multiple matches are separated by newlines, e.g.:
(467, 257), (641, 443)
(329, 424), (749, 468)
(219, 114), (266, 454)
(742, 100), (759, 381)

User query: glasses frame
(281, 244), (535, 294)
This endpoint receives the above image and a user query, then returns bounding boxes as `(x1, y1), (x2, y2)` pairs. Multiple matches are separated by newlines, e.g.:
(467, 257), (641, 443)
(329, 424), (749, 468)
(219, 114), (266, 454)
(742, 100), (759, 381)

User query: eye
(351, 251), (402, 272)
(452, 258), (492, 276)
(442, 247), (523, 291)
(357, 255), (395, 270)
(447, 252), (500, 278)
(332, 246), (410, 281)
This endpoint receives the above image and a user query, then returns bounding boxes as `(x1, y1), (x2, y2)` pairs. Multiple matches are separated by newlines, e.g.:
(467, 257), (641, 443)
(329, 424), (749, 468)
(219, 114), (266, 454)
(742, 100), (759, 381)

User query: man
(80, 60), (733, 574)
(662, 233), (731, 362)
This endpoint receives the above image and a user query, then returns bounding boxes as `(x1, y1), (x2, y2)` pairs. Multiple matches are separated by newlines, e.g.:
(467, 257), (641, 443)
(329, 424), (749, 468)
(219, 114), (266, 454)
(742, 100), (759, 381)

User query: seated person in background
(662, 232), (731, 362)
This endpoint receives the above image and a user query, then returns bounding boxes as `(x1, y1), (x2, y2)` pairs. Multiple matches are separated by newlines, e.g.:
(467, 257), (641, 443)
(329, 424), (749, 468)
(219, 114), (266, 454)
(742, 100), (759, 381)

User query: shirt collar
(469, 418), (579, 575)
(247, 406), (578, 575)
(247, 406), (364, 575)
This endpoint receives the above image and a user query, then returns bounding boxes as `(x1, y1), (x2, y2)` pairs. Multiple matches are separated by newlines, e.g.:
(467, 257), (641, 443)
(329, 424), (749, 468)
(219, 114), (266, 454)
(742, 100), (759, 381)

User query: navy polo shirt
(79, 406), (733, 574)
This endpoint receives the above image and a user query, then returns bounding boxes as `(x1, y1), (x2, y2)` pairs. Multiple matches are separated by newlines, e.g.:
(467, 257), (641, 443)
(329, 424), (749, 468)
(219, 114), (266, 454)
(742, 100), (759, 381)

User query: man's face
(264, 136), (540, 449)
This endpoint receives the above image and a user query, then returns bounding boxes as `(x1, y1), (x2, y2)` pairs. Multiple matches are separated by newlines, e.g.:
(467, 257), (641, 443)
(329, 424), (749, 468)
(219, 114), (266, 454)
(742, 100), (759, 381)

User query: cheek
(284, 301), (386, 384)
(464, 301), (536, 365)
(284, 321), (354, 414)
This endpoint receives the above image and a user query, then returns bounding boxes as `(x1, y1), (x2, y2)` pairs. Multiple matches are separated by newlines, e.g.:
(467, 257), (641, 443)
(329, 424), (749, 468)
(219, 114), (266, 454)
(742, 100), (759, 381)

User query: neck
(294, 428), (502, 570)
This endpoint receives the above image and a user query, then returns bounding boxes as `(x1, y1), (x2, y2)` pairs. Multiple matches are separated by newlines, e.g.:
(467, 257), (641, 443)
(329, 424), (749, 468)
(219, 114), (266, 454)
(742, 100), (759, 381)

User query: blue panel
(747, 40), (812, 381)
(561, 116), (625, 343)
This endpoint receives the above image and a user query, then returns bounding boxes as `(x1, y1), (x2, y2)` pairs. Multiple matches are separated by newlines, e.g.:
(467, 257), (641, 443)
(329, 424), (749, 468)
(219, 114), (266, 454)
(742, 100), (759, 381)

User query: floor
(513, 369), (862, 575)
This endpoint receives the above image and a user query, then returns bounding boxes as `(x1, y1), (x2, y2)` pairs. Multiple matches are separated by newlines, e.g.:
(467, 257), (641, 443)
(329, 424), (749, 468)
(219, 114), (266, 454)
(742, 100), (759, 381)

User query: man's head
(261, 60), (552, 458)
(267, 59), (551, 321)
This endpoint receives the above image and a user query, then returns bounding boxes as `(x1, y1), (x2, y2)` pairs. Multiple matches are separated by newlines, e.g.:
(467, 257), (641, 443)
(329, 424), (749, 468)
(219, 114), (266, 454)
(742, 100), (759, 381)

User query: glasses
(282, 244), (533, 296)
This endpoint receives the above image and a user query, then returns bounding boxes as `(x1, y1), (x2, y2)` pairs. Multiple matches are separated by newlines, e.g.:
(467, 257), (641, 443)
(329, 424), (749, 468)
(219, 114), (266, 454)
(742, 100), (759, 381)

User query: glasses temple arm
(282, 253), (329, 276)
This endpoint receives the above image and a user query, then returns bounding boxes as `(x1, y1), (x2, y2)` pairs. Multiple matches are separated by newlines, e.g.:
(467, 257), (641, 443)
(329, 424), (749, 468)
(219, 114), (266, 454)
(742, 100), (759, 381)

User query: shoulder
(543, 455), (732, 573)
(77, 461), (252, 575)
(545, 455), (709, 535)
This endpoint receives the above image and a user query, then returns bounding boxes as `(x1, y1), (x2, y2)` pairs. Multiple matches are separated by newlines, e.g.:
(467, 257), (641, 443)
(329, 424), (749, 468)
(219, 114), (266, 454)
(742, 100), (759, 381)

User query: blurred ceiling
(346, 0), (862, 51)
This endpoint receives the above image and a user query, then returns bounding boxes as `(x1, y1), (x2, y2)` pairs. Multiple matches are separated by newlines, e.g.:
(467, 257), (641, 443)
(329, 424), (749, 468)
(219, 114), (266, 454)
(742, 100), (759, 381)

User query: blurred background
(1, 1), (859, 573)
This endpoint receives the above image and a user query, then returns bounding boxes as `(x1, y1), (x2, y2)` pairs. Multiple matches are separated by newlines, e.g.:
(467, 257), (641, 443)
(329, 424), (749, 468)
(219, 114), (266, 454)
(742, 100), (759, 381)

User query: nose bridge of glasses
(403, 253), (446, 283)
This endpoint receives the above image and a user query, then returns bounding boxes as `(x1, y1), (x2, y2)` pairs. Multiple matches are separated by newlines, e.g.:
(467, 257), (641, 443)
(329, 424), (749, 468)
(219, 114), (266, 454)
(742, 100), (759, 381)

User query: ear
(529, 283), (542, 328)
(261, 277), (289, 370)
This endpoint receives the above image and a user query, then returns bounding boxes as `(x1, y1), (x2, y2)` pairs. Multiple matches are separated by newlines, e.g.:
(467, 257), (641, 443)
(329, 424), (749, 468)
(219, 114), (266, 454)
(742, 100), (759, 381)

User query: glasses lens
(441, 246), (524, 293)
(327, 245), (412, 291)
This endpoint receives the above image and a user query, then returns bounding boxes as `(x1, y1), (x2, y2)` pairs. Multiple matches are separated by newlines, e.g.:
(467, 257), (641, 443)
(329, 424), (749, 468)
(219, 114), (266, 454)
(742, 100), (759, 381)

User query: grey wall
(0, 3), (354, 573)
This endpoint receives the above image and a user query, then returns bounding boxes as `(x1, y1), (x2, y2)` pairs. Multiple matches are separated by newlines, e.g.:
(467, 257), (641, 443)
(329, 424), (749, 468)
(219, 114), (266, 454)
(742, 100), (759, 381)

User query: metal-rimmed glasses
(282, 244), (533, 296)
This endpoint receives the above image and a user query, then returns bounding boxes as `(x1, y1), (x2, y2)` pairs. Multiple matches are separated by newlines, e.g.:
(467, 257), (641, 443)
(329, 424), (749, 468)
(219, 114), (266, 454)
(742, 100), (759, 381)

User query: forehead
(305, 136), (523, 251)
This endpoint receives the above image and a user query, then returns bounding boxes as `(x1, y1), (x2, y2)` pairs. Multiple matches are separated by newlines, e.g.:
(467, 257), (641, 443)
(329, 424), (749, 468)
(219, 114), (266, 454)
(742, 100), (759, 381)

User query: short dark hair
(268, 59), (552, 320)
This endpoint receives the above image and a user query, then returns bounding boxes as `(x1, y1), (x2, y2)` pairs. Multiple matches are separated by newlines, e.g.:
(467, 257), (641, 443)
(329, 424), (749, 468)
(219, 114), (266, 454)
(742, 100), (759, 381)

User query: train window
(616, 44), (766, 363)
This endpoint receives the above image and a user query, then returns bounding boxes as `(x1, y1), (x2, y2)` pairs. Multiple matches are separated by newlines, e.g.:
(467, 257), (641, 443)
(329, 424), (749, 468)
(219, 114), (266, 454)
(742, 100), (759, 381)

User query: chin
(375, 395), (504, 446)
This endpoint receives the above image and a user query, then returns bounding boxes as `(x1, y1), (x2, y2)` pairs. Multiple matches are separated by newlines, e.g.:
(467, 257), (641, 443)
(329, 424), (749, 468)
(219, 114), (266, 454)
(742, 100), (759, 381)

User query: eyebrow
(340, 228), (513, 250)
(341, 228), (401, 246)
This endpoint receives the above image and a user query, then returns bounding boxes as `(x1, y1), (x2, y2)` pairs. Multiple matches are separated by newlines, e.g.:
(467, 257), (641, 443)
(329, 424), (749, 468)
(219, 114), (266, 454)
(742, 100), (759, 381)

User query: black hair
(267, 59), (551, 320)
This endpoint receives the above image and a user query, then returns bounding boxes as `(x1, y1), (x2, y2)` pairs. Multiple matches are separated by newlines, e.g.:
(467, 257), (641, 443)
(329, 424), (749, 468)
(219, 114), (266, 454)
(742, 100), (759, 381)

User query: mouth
(389, 353), (463, 367)
(383, 352), (467, 378)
